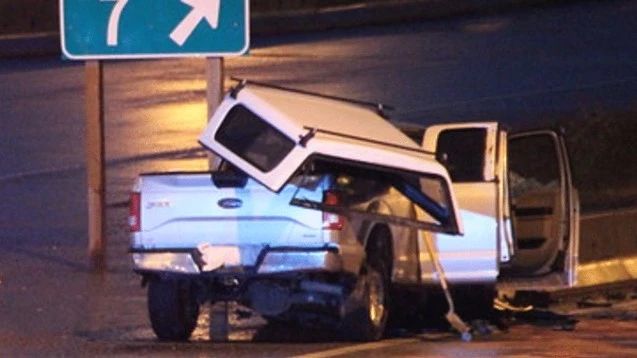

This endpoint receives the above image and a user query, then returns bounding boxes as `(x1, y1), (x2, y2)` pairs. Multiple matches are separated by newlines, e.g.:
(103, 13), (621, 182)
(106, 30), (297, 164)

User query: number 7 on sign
(103, 0), (129, 47)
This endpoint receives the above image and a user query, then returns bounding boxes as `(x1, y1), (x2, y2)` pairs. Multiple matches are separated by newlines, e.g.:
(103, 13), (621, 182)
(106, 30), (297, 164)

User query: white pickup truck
(129, 81), (579, 341)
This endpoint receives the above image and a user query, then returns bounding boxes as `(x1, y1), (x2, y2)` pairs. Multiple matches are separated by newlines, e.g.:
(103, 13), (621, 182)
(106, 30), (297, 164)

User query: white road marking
(291, 339), (417, 358)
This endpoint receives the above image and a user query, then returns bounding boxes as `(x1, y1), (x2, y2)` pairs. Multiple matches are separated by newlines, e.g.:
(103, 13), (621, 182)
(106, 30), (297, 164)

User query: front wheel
(147, 278), (199, 341)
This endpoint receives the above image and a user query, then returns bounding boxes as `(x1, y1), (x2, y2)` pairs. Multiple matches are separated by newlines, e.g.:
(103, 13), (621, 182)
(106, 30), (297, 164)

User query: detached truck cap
(198, 81), (463, 235)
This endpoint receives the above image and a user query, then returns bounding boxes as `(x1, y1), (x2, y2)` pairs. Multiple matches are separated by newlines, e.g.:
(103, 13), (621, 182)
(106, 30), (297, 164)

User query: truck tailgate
(134, 173), (325, 250)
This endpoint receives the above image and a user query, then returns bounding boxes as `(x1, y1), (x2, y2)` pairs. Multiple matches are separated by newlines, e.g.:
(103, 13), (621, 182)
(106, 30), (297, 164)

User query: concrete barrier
(561, 209), (637, 288)
(580, 209), (637, 263)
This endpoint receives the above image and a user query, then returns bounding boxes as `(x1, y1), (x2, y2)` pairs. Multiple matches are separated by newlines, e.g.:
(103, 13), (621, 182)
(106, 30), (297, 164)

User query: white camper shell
(199, 83), (464, 235)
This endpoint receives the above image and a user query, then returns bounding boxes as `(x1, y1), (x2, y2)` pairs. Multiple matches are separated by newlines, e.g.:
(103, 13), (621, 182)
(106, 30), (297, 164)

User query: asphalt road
(1, 0), (637, 356)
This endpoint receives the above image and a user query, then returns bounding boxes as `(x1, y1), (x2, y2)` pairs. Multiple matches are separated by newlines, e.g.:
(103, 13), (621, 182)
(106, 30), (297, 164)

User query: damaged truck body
(129, 82), (579, 341)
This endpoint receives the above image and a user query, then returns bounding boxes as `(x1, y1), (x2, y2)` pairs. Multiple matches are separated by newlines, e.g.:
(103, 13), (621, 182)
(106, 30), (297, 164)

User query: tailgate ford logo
(218, 198), (242, 209)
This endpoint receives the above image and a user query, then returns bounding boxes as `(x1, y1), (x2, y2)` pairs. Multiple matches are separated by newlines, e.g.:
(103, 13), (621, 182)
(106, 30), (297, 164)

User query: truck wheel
(147, 278), (199, 341)
(340, 254), (390, 341)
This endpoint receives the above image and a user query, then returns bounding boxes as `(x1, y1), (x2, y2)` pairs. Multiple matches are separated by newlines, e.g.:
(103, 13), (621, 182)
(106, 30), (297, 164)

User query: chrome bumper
(131, 246), (344, 275)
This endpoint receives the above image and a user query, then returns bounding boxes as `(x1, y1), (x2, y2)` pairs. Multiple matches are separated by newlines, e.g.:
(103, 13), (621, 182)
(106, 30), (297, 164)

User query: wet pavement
(1, 0), (637, 355)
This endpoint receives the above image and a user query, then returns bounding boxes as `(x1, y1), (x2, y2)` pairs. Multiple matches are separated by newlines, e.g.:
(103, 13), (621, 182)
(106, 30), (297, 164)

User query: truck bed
(131, 172), (327, 255)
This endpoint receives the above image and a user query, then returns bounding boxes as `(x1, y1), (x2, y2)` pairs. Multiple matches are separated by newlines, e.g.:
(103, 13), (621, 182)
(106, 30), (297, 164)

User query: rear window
(215, 105), (295, 172)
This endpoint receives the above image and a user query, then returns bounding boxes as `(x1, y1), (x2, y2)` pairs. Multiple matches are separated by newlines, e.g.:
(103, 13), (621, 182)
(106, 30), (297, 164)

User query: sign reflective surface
(60, 0), (249, 59)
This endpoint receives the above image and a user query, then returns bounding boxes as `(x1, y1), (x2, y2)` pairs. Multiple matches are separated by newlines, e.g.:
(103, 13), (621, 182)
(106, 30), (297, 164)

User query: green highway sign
(60, 0), (249, 60)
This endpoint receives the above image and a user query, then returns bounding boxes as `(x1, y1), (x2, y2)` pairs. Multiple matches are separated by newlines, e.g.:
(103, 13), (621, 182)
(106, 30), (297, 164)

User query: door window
(508, 135), (560, 198)
(436, 128), (487, 182)
(506, 132), (565, 275)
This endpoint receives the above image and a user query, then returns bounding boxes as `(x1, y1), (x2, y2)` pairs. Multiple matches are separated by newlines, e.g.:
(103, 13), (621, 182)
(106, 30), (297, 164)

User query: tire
(147, 278), (200, 341)
(340, 253), (390, 341)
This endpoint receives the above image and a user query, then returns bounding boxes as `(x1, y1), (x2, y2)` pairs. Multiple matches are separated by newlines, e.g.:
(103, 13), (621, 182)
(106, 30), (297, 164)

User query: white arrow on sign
(170, 0), (221, 46)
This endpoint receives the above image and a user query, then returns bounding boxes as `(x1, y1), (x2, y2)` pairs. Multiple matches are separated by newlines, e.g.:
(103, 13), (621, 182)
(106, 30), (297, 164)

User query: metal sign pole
(206, 57), (225, 170)
(206, 57), (230, 341)
(85, 60), (106, 270)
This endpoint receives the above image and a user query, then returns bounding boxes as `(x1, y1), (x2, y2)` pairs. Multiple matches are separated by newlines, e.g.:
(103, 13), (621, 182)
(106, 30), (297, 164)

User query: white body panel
(132, 173), (328, 267)
(418, 183), (499, 283)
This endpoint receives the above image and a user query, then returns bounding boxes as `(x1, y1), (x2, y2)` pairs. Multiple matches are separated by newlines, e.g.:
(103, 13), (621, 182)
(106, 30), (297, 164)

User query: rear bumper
(130, 245), (345, 276)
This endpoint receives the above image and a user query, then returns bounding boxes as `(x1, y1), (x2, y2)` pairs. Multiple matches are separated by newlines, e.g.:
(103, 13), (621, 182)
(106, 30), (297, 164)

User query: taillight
(129, 192), (141, 232)
(322, 190), (344, 230)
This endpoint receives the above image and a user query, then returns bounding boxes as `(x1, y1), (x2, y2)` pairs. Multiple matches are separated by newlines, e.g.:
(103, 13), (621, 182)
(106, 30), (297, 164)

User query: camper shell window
(215, 105), (295, 172)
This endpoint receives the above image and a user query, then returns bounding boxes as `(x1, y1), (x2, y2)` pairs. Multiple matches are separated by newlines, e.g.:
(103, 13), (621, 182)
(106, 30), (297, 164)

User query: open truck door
(198, 81), (463, 235)
(502, 130), (579, 289)
(422, 123), (579, 289)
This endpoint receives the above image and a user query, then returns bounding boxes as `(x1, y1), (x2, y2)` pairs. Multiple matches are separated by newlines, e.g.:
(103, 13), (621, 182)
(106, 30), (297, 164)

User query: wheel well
(365, 224), (393, 274)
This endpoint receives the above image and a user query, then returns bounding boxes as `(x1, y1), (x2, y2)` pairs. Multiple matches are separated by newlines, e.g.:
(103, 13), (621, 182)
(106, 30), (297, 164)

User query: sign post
(85, 60), (106, 269)
(206, 57), (225, 169)
(60, 0), (249, 269)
